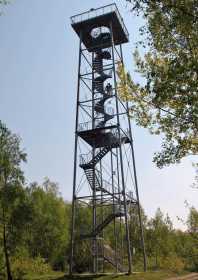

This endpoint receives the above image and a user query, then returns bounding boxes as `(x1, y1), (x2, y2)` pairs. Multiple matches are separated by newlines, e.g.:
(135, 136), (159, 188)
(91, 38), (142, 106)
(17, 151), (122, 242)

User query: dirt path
(167, 273), (198, 280)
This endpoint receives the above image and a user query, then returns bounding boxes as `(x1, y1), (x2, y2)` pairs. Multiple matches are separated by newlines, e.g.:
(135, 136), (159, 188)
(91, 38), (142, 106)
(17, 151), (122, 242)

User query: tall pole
(119, 45), (147, 272)
(110, 22), (132, 275)
(69, 32), (82, 275)
(92, 51), (97, 273)
(111, 151), (118, 272)
(99, 158), (105, 273)
(116, 146), (124, 266)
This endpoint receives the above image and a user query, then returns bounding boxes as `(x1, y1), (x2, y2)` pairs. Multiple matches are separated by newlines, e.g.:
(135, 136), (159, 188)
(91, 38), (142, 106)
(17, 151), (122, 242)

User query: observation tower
(70, 3), (146, 275)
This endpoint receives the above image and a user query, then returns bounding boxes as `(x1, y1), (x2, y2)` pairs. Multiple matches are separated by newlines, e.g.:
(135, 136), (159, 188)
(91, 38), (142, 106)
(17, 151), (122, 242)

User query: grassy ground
(24, 270), (187, 280)
(24, 272), (64, 280)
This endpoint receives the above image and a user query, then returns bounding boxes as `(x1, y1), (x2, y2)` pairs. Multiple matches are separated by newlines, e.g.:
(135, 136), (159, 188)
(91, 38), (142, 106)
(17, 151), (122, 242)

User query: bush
(11, 256), (52, 279)
(160, 255), (185, 273)
(185, 255), (198, 272)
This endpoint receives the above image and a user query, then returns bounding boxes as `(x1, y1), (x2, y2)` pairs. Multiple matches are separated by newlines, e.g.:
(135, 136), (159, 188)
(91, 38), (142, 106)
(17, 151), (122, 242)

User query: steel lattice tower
(70, 4), (146, 275)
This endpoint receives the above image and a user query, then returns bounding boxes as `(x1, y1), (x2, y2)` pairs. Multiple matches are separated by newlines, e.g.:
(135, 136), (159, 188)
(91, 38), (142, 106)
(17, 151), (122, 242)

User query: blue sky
(0, 0), (197, 228)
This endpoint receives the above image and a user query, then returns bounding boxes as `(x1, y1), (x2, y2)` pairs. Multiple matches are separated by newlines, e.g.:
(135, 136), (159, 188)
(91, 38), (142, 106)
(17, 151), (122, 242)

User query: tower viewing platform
(71, 3), (129, 51)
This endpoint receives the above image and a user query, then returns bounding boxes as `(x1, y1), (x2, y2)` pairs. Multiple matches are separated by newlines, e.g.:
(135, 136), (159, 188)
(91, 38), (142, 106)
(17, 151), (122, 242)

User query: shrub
(160, 255), (185, 273)
(185, 255), (198, 272)
(11, 256), (52, 279)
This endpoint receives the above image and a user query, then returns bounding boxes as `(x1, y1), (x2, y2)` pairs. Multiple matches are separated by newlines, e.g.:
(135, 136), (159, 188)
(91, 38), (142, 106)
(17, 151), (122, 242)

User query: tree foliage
(0, 121), (197, 277)
(0, 1), (8, 5)
(0, 121), (27, 280)
(192, 163), (198, 189)
(118, 0), (198, 167)
(26, 179), (70, 270)
(0, 0), (9, 14)
(146, 208), (173, 267)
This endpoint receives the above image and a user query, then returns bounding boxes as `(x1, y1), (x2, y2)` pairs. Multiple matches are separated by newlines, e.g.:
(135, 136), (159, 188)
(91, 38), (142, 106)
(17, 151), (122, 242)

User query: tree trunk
(155, 249), (158, 269)
(3, 223), (13, 280)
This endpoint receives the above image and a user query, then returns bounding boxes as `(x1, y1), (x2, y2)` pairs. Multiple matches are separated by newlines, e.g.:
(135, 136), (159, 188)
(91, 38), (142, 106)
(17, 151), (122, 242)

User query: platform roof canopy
(70, 3), (129, 51)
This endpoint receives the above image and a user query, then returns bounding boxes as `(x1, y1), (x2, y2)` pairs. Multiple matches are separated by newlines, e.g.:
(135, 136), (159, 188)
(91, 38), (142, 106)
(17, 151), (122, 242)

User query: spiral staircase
(77, 43), (130, 272)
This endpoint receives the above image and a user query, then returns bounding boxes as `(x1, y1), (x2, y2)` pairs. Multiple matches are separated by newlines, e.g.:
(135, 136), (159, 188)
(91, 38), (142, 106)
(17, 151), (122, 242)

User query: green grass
(24, 270), (188, 280)
(24, 271), (65, 280)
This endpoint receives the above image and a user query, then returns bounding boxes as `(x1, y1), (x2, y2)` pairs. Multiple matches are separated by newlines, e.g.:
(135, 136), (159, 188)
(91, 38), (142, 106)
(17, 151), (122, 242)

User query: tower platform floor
(78, 125), (130, 148)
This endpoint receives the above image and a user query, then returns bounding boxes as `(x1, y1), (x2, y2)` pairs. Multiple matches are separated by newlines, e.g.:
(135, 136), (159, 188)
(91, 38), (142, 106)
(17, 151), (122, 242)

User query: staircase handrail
(79, 152), (92, 166)
(78, 121), (92, 132)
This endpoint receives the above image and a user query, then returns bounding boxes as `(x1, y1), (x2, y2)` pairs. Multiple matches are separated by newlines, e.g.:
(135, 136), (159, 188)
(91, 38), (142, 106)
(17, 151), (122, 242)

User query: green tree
(184, 207), (198, 271)
(0, 121), (26, 280)
(187, 207), (198, 235)
(26, 178), (70, 271)
(72, 201), (92, 272)
(118, 0), (198, 167)
(146, 208), (173, 268)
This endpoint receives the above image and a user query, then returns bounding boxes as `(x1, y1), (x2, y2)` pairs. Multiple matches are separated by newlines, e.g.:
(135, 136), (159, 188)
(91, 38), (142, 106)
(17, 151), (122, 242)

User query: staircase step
(84, 168), (101, 190)
(104, 256), (126, 272)
(86, 212), (123, 237)
(80, 147), (111, 169)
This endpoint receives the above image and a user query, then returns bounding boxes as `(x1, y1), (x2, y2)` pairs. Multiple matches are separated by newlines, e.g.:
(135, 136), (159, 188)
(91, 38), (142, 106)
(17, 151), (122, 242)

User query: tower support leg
(69, 32), (82, 276)
(119, 45), (147, 272)
(110, 22), (132, 275)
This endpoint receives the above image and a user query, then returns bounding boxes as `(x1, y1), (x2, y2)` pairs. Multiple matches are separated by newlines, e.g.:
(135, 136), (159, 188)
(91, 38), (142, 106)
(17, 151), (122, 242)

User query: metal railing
(78, 121), (92, 132)
(71, 4), (116, 24)
(78, 123), (130, 144)
(70, 3), (129, 40)
(78, 120), (115, 132)
(79, 151), (92, 166)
